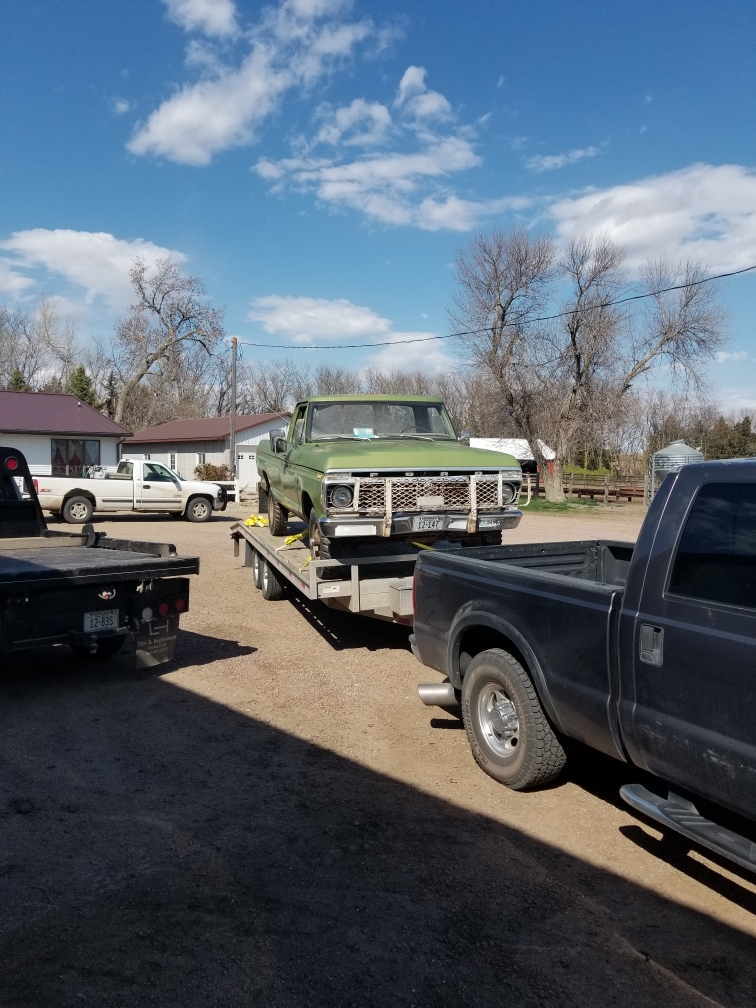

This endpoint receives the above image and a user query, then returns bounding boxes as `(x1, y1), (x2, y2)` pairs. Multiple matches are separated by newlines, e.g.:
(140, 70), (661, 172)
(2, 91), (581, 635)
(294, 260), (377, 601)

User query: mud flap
(135, 614), (180, 669)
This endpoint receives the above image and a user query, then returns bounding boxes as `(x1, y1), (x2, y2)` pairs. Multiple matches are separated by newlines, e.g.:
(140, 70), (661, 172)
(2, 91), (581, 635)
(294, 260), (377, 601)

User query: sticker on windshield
(353, 427), (376, 439)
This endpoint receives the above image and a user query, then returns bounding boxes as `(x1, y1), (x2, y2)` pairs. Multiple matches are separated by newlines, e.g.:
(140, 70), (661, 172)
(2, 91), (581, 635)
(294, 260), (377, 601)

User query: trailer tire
(70, 635), (124, 660)
(267, 492), (289, 536)
(185, 496), (213, 522)
(261, 559), (286, 600)
(62, 495), (94, 524)
(461, 648), (566, 790)
(252, 548), (264, 589)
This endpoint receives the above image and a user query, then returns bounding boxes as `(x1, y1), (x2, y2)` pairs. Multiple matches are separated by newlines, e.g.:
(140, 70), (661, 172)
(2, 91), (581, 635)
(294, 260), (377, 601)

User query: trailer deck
(231, 520), (417, 622)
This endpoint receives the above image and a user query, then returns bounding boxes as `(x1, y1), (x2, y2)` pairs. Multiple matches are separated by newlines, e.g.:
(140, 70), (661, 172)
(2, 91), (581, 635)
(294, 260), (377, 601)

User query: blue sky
(2, 0), (756, 406)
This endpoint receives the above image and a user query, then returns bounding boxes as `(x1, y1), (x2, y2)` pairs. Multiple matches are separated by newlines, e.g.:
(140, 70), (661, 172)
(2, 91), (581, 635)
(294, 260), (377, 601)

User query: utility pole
(229, 336), (237, 479)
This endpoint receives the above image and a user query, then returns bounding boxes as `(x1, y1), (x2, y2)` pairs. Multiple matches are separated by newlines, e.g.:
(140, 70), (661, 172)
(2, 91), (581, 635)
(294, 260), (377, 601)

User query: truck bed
(412, 540), (635, 760)
(0, 542), (198, 591)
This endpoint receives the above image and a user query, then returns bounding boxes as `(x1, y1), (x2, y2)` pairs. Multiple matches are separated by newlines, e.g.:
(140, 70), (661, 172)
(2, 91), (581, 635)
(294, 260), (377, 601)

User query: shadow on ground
(0, 648), (755, 1007)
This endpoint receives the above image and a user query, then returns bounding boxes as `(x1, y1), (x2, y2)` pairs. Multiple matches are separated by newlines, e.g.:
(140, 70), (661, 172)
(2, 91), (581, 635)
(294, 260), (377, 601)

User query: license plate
(479, 519), (501, 528)
(83, 609), (119, 632)
(413, 515), (444, 532)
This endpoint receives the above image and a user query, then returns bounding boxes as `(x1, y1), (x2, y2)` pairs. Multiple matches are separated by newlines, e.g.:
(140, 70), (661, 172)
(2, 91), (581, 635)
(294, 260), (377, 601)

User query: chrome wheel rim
(309, 517), (321, 559)
(69, 502), (89, 520)
(478, 681), (520, 758)
(193, 501), (209, 518)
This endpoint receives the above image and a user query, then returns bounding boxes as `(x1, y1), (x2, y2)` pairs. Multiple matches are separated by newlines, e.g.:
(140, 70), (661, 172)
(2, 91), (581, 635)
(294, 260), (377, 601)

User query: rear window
(669, 482), (756, 609)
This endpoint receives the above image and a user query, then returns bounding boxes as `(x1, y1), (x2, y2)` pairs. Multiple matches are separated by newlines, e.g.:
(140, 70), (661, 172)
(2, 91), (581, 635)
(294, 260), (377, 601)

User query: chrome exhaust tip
(417, 682), (459, 708)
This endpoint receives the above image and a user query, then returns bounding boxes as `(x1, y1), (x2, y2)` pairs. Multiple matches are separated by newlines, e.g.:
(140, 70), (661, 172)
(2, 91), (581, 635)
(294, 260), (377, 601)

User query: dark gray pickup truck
(0, 447), (198, 667)
(412, 459), (756, 875)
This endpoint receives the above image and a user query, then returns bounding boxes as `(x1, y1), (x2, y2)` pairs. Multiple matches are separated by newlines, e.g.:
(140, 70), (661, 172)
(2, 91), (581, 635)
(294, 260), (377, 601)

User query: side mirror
(459, 429), (471, 446)
(269, 428), (285, 453)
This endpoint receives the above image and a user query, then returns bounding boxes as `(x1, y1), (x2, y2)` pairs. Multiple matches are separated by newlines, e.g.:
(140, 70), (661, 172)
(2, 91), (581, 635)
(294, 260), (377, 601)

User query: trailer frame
(230, 520), (417, 622)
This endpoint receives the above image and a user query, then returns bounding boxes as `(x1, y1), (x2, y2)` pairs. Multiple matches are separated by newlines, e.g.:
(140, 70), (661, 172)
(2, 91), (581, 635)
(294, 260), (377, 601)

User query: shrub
(194, 462), (231, 481)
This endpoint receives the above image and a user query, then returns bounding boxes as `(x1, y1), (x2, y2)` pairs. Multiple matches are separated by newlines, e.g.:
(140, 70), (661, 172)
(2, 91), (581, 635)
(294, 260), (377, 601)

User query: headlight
(330, 485), (353, 508)
(501, 483), (518, 505)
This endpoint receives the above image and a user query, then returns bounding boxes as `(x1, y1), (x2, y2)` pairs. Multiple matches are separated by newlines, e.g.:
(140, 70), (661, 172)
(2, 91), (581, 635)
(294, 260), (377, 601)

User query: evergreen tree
(67, 365), (100, 408)
(7, 367), (32, 392)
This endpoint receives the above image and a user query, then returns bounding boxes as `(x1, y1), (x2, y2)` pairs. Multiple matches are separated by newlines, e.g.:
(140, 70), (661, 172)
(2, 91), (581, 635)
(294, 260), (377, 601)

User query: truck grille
(354, 475), (504, 513)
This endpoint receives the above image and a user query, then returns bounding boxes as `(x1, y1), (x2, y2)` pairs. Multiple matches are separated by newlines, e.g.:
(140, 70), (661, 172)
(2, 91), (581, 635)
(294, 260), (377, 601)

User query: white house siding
(0, 434), (121, 475)
(123, 419), (286, 485)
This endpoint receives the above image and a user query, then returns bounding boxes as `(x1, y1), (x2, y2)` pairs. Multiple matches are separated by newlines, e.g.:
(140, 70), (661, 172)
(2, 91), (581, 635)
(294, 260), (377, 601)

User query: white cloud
(394, 65), (452, 121)
(365, 332), (454, 375)
(248, 294), (391, 343)
(0, 258), (36, 298)
(112, 98), (132, 116)
(255, 67), (521, 232)
(549, 163), (756, 272)
(315, 98), (392, 147)
(247, 294), (454, 372)
(716, 350), (749, 362)
(0, 229), (185, 308)
(163, 0), (238, 37)
(526, 146), (600, 173)
(131, 0), (372, 165)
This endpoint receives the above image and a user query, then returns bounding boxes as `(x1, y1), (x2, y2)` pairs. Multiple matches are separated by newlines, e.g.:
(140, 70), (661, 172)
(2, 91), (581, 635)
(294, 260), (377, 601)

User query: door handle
(143, 484), (151, 489)
(639, 624), (664, 666)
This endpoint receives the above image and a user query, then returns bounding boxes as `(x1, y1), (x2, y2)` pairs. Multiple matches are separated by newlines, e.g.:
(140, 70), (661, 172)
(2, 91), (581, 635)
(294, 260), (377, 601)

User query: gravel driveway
(1, 504), (755, 1007)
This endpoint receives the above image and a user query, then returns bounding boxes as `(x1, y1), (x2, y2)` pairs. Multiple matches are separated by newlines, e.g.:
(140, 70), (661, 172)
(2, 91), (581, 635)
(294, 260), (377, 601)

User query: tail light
(158, 602), (170, 617)
(174, 597), (186, 612)
(32, 478), (38, 492)
(5, 456), (19, 471)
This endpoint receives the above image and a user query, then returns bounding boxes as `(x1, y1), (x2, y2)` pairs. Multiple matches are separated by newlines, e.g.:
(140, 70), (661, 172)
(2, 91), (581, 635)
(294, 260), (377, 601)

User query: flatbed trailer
(230, 520), (416, 622)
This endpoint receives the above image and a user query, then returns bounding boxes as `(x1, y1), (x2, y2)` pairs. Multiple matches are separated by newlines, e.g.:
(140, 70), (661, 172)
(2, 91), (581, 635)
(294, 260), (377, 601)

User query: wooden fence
(524, 472), (647, 504)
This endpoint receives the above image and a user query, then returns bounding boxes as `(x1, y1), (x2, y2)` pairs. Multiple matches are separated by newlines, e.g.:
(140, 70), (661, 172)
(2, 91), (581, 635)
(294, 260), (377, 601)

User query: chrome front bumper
(320, 509), (522, 538)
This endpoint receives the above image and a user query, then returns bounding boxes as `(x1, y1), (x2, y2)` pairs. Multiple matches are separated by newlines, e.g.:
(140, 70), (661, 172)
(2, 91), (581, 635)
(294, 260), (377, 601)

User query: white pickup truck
(35, 458), (227, 524)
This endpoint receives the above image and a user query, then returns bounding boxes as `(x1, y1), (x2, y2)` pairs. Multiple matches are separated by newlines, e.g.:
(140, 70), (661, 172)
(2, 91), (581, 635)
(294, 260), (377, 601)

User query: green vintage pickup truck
(255, 395), (522, 561)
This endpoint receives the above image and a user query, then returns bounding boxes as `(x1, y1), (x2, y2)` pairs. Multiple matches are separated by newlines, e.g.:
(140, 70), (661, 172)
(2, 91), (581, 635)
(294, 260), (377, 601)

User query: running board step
(620, 783), (756, 875)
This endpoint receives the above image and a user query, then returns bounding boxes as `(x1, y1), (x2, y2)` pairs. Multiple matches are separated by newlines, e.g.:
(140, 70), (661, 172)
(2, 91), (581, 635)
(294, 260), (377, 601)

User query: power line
(235, 263), (756, 351)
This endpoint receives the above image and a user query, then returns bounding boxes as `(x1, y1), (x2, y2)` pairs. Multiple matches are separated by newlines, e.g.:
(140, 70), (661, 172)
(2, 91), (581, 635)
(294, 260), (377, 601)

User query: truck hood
(301, 440), (520, 472)
(180, 480), (221, 494)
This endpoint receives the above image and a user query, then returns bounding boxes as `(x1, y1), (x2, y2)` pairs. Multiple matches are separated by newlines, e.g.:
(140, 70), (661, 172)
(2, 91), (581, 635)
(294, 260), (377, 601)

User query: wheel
(461, 648), (566, 789)
(252, 549), (264, 589)
(308, 511), (344, 580)
(261, 559), (286, 600)
(62, 495), (93, 524)
(185, 496), (212, 522)
(267, 492), (289, 536)
(70, 635), (125, 660)
(257, 481), (269, 515)
(478, 530), (502, 546)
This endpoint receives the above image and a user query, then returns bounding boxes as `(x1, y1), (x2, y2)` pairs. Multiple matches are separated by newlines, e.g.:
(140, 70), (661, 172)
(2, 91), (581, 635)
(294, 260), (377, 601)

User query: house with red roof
(122, 412), (291, 486)
(0, 390), (131, 476)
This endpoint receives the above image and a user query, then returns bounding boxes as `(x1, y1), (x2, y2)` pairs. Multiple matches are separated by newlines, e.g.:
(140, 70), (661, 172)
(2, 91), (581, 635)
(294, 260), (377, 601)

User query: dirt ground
(2, 503), (756, 1007)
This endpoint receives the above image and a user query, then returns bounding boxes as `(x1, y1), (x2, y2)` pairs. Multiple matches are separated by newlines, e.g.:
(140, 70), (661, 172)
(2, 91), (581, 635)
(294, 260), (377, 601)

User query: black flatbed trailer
(0, 447), (198, 667)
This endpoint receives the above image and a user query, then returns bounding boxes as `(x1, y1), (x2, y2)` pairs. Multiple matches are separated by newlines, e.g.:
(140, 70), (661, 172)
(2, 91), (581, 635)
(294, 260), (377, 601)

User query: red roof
(0, 391), (131, 437)
(124, 413), (290, 445)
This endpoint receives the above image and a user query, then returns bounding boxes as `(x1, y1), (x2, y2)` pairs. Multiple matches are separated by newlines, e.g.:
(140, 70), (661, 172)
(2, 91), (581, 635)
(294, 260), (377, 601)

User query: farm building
(0, 390), (130, 475)
(122, 413), (291, 488)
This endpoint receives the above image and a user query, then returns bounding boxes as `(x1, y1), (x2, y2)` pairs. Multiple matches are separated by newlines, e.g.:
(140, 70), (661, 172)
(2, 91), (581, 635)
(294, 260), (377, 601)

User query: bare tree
(451, 229), (729, 501)
(111, 258), (225, 424)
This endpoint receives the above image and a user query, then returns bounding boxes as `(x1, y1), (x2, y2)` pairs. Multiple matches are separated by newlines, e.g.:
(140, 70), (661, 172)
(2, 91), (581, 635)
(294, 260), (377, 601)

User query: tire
(461, 648), (567, 790)
(478, 530), (502, 546)
(70, 635), (125, 660)
(267, 492), (289, 536)
(257, 481), (269, 515)
(261, 559), (286, 600)
(185, 496), (212, 523)
(252, 549), (264, 589)
(62, 495), (94, 524)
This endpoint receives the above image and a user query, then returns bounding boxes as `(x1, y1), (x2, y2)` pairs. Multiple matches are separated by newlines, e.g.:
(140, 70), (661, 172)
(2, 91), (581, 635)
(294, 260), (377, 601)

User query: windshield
(308, 402), (455, 441)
